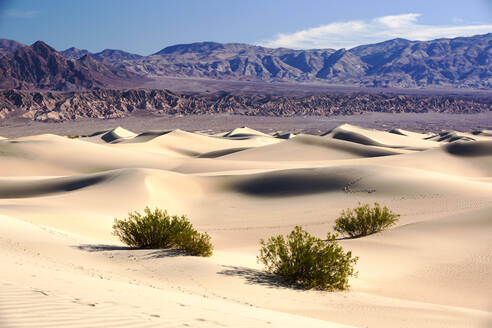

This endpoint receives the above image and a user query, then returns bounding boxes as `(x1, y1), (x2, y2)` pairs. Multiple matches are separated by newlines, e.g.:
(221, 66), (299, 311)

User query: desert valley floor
(0, 121), (491, 328)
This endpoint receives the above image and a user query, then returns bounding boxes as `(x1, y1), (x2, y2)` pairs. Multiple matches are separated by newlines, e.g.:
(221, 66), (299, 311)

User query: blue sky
(0, 0), (491, 55)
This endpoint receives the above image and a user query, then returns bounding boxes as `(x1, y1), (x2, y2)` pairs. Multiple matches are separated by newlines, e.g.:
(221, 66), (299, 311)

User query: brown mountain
(91, 49), (142, 64)
(60, 47), (143, 64)
(349, 35), (492, 88)
(129, 42), (338, 81)
(106, 34), (492, 89)
(2, 34), (492, 91)
(0, 39), (26, 58)
(60, 47), (91, 59)
(0, 41), (146, 90)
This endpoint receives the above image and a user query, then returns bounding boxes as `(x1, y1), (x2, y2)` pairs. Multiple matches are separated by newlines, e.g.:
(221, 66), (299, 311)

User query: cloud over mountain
(261, 13), (492, 49)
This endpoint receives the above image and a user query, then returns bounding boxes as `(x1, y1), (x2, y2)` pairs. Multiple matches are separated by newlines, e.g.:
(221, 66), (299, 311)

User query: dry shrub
(334, 203), (400, 238)
(258, 226), (358, 290)
(113, 207), (213, 257)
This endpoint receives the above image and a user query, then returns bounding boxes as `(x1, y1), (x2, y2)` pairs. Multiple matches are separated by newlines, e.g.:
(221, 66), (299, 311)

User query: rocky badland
(0, 89), (490, 122)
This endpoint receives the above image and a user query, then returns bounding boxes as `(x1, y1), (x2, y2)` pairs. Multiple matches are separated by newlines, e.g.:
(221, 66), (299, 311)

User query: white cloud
(260, 13), (492, 49)
(5, 9), (40, 19)
(375, 13), (420, 29)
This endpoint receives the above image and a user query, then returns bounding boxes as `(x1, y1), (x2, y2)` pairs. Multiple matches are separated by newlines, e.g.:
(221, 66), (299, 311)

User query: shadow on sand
(217, 265), (295, 289)
(74, 244), (187, 258)
(74, 244), (131, 252)
(145, 249), (187, 258)
(335, 235), (360, 241)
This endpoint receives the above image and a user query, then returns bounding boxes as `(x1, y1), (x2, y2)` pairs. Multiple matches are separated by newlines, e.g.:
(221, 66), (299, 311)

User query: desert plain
(0, 117), (491, 328)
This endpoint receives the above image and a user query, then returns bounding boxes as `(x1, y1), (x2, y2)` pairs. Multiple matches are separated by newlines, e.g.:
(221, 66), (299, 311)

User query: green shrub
(258, 226), (358, 290)
(176, 230), (213, 257)
(334, 203), (400, 238)
(112, 207), (213, 257)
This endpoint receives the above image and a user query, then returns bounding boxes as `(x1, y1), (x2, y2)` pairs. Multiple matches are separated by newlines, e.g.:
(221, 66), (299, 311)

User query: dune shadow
(217, 265), (294, 289)
(445, 140), (492, 157)
(74, 244), (132, 252)
(328, 130), (380, 146)
(293, 134), (398, 157)
(230, 171), (349, 197)
(0, 175), (107, 199)
(198, 147), (250, 158)
(62, 176), (107, 192)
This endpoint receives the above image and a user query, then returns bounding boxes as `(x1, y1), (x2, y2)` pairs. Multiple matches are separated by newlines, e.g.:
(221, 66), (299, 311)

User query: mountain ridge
(0, 39), (26, 58)
(0, 33), (491, 90)
(0, 41), (147, 90)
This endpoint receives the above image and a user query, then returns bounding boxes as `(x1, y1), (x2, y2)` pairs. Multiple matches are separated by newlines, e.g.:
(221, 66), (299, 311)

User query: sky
(0, 0), (491, 55)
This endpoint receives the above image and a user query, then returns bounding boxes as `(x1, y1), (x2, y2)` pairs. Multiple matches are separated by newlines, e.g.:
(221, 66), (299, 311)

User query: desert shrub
(258, 226), (358, 290)
(112, 207), (213, 256)
(175, 229), (213, 257)
(334, 203), (400, 238)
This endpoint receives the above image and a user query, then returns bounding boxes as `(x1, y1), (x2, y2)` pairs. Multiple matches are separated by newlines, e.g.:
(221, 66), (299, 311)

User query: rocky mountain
(1, 88), (490, 122)
(349, 35), (492, 88)
(64, 33), (489, 89)
(125, 34), (491, 88)
(0, 41), (146, 90)
(60, 47), (91, 59)
(60, 47), (142, 63)
(1, 34), (491, 91)
(91, 49), (142, 64)
(0, 39), (26, 58)
(131, 42), (337, 82)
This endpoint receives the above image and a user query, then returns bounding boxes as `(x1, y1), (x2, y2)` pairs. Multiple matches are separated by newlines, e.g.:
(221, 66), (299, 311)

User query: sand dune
(100, 126), (137, 143)
(426, 131), (475, 143)
(223, 126), (272, 138)
(389, 128), (431, 139)
(108, 128), (281, 157)
(219, 165), (492, 198)
(324, 123), (440, 150)
(1, 124), (491, 328)
(220, 134), (406, 161)
(349, 205), (492, 310)
(0, 133), (186, 176)
(444, 140), (492, 156)
(363, 140), (492, 177)
(0, 216), (348, 328)
(473, 129), (492, 137)
(275, 132), (296, 139)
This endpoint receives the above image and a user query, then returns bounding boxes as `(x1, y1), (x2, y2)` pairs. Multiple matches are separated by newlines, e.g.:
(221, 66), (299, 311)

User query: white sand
(0, 125), (491, 328)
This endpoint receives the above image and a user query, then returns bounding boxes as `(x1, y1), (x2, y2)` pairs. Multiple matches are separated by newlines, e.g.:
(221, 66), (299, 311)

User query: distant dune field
(0, 123), (491, 328)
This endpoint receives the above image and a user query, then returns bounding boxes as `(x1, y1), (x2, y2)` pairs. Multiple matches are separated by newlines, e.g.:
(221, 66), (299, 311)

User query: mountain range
(0, 33), (491, 91)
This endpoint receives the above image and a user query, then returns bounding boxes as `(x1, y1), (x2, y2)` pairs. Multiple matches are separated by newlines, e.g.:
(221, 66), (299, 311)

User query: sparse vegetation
(334, 203), (400, 238)
(112, 207), (213, 257)
(258, 226), (358, 290)
(66, 135), (79, 139)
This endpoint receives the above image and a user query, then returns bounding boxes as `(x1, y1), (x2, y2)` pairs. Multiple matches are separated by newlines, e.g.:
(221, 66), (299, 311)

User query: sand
(0, 123), (491, 328)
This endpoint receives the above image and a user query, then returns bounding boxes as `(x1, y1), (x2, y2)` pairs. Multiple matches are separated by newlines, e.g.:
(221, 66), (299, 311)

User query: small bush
(176, 230), (213, 257)
(112, 207), (213, 257)
(334, 203), (400, 238)
(258, 226), (358, 290)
